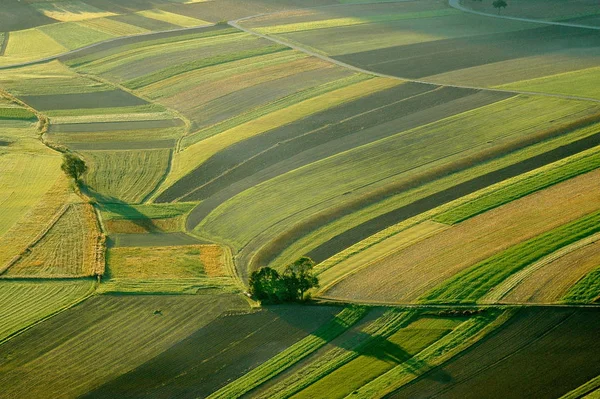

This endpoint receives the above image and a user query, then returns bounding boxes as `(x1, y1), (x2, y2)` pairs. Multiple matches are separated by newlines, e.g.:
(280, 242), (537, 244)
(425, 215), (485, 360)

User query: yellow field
(324, 169), (600, 303)
(317, 221), (449, 292)
(79, 18), (149, 36)
(161, 77), (400, 193)
(107, 244), (227, 279)
(497, 236), (600, 304)
(31, 1), (116, 22)
(5, 203), (103, 277)
(137, 10), (209, 27)
(1, 29), (66, 65)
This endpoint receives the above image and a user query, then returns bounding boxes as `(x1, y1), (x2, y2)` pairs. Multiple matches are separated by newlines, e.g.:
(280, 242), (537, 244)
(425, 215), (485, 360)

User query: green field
(1, 0), (600, 397)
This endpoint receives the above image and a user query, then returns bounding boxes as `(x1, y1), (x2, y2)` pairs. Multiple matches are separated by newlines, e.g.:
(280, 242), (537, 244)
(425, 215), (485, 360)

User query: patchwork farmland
(0, 0), (599, 397)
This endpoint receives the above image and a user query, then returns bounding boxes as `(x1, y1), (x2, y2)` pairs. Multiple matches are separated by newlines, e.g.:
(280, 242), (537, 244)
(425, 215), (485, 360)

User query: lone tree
(493, 0), (507, 13)
(248, 257), (319, 304)
(61, 153), (87, 182)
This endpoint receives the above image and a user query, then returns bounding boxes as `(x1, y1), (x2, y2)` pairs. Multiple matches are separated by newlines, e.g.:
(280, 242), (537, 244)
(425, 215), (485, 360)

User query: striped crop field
(4, 203), (103, 278)
(1, 1), (600, 397)
(0, 294), (249, 399)
(0, 280), (93, 343)
(81, 149), (171, 204)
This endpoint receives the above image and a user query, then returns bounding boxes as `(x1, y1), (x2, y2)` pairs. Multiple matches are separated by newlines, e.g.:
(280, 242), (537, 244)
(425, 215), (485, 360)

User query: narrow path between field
(448, 0), (600, 31)
(228, 17), (600, 104)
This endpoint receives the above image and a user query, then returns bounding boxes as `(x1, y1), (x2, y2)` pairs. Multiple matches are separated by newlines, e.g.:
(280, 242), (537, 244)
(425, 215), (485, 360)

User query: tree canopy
(493, 0), (508, 12)
(249, 257), (319, 303)
(61, 153), (87, 182)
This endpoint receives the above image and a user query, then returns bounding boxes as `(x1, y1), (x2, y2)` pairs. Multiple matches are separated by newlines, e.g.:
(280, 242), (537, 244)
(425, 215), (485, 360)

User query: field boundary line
(450, 0), (600, 31)
(0, 281), (95, 347)
(0, 24), (216, 70)
(482, 231), (600, 304)
(0, 204), (71, 275)
(229, 13), (600, 104)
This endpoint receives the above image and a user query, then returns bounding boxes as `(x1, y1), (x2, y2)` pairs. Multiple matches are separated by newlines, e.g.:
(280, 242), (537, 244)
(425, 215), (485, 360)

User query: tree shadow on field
(82, 186), (164, 237)
(269, 305), (452, 382)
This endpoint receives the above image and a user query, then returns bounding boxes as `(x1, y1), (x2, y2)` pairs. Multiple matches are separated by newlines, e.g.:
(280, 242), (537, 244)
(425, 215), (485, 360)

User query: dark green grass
(423, 209), (600, 304)
(0, 108), (36, 121)
(562, 267), (600, 303)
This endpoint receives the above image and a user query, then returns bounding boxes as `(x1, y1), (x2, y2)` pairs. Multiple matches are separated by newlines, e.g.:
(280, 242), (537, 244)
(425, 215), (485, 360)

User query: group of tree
(249, 257), (319, 303)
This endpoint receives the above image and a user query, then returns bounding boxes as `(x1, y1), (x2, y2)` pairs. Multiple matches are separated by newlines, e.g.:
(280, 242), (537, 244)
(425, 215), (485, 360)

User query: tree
(493, 0), (507, 13)
(248, 267), (286, 303)
(61, 153), (87, 182)
(248, 257), (320, 304)
(282, 256), (319, 301)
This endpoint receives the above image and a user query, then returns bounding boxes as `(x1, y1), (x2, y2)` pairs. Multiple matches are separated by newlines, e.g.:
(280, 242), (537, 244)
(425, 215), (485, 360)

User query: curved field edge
(422, 208), (600, 304)
(562, 266), (600, 304)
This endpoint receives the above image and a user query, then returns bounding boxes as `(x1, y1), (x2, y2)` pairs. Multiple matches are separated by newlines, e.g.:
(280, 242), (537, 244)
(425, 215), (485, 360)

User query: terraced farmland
(1, 0), (599, 397)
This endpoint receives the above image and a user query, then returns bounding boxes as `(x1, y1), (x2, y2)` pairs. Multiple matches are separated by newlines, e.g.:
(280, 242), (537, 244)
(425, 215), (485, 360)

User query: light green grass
(79, 17), (149, 36)
(82, 149), (171, 203)
(137, 9), (209, 27)
(561, 375), (600, 399)
(38, 22), (115, 50)
(96, 277), (239, 294)
(434, 147), (600, 224)
(423, 209), (600, 304)
(0, 280), (93, 343)
(562, 267), (600, 304)
(350, 310), (508, 398)
(294, 316), (463, 399)
(501, 66), (600, 100)
(31, 1), (116, 22)
(258, 310), (415, 399)
(0, 29), (66, 65)
(208, 306), (369, 399)
(255, 9), (461, 34)
(124, 44), (289, 89)
(45, 103), (167, 118)
(198, 96), (600, 250)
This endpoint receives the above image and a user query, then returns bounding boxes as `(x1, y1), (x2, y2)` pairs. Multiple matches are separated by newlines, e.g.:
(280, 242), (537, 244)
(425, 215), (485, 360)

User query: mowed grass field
(324, 167), (600, 304)
(241, 0), (600, 98)
(0, 293), (249, 399)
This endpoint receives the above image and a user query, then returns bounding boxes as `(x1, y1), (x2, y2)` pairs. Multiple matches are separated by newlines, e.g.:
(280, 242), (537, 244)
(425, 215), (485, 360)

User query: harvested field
(334, 24), (600, 79)
(20, 90), (147, 111)
(4, 203), (103, 277)
(104, 217), (181, 234)
(108, 13), (179, 32)
(109, 232), (203, 247)
(1, 28), (65, 65)
(159, 77), (399, 196)
(78, 17), (148, 36)
(324, 169), (600, 304)
(0, 2), (54, 32)
(82, 149), (171, 203)
(82, 305), (341, 399)
(31, 1), (116, 22)
(137, 9), (208, 28)
(49, 118), (183, 133)
(195, 96), (600, 250)
(499, 238), (600, 304)
(0, 294), (248, 399)
(68, 139), (176, 150)
(107, 244), (226, 279)
(294, 316), (463, 399)
(389, 308), (600, 399)
(51, 126), (183, 147)
(0, 280), (92, 343)
(304, 131), (600, 267)
(38, 22), (114, 50)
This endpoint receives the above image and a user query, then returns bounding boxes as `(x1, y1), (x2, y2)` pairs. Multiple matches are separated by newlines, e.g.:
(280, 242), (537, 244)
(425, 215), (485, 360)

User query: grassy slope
(562, 266), (600, 303)
(81, 149), (171, 203)
(0, 294), (248, 399)
(0, 280), (93, 343)
(197, 96), (599, 250)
